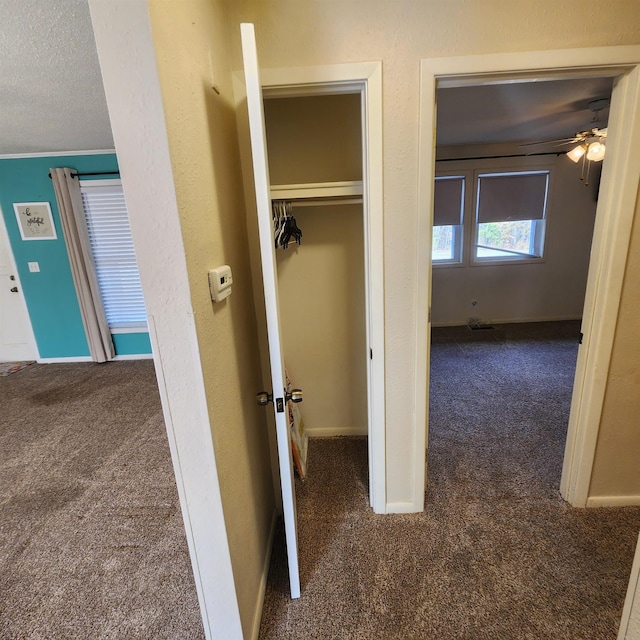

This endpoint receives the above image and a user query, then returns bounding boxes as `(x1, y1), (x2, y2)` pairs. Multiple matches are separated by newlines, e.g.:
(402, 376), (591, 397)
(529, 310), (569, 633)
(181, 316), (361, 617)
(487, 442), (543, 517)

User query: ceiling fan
(521, 98), (609, 185)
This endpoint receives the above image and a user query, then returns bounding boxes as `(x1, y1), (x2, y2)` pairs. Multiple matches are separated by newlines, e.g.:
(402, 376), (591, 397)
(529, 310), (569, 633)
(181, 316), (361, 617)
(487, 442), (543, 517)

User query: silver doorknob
(286, 388), (303, 403)
(257, 391), (273, 406)
(10, 286), (18, 293)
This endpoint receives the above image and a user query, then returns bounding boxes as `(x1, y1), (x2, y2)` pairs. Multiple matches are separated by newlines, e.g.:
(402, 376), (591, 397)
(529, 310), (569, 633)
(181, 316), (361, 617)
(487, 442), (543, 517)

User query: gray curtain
(50, 168), (115, 362)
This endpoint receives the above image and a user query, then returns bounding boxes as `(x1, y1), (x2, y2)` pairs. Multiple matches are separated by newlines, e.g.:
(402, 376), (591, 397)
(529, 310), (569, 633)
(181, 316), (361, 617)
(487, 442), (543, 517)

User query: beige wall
(147, 1), (275, 636)
(590, 185), (640, 498)
(432, 143), (598, 326)
(264, 94), (362, 185)
(276, 203), (368, 435)
(266, 92), (367, 435)
(225, 0), (640, 504)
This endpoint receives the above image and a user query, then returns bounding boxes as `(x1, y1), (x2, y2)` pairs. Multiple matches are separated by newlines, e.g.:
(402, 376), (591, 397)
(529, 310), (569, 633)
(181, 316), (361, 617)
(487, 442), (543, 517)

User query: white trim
(234, 60), (386, 515)
(304, 426), (368, 437)
(37, 356), (93, 363)
(250, 510), (277, 640)
(418, 46), (640, 512)
(586, 496), (640, 508)
(270, 180), (363, 200)
(111, 353), (153, 361)
(386, 501), (422, 514)
(618, 533), (640, 640)
(0, 149), (116, 159)
(562, 62), (640, 507)
(110, 326), (148, 334)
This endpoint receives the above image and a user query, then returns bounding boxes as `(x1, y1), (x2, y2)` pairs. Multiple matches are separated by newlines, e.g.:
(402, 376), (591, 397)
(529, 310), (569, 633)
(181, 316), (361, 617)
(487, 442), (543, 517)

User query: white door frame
(234, 61), (386, 514)
(0, 209), (39, 362)
(417, 46), (640, 509)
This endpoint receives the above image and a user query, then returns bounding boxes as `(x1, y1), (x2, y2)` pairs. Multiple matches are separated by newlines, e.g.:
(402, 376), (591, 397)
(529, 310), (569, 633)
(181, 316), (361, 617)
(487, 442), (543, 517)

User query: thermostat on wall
(208, 265), (233, 302)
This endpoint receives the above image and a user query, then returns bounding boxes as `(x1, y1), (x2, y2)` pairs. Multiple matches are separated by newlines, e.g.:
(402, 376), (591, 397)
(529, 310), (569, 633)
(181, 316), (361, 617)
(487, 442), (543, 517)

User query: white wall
(432, 144), (598, 326)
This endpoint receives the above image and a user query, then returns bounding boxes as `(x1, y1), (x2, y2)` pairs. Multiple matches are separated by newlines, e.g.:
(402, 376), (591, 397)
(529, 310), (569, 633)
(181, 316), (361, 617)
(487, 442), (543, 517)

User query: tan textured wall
(147, 2), (275, 636)
(264, 94), (362, 185)
(276, 203), (368, 435)
(225, 0), (640, 504)
(266, 93), (367, 434)
(590, 186), (640, 498)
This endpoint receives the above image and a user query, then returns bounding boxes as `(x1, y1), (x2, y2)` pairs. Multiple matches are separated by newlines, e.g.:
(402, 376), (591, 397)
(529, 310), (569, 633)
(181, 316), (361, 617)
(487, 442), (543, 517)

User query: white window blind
(80, 181), (147, 329)
(477, 171), (549, 223)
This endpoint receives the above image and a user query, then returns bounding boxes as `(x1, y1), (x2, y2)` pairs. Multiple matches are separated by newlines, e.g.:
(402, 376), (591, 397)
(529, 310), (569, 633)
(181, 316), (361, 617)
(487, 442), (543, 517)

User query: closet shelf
(270, 180), (363, 201)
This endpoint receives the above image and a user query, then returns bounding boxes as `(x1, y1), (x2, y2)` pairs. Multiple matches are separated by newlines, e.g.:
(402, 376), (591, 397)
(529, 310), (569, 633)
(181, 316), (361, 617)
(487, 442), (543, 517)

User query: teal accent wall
(0, 154), (152, 359)
(112, 332), (152, 356)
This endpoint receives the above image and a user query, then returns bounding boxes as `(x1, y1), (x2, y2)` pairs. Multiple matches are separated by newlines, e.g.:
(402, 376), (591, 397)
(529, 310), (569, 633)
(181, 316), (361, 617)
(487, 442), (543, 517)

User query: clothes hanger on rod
(272, 200), (302, 249)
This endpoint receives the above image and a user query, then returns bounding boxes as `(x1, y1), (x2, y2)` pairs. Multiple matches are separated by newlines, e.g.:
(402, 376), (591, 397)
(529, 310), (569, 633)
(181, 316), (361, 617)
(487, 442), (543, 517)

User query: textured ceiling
(0, 2), (615, 156)
(437, 76), (613, 148)
(0, 0), (113, 155)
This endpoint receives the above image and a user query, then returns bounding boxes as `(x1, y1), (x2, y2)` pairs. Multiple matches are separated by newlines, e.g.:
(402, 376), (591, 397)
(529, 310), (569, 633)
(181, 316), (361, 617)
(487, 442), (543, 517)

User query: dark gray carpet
(259, 322), (640, 639)
(0, 361), (204, 639)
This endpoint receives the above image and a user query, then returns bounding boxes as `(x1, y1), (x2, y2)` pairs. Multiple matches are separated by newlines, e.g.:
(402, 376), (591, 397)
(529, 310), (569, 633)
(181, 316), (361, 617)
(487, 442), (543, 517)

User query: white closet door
(241, 22), (301, 599)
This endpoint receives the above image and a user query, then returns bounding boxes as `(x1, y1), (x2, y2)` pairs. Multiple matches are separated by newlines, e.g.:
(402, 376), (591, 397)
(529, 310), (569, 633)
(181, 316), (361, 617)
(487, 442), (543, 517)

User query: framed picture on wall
(13, 202), (57, 240)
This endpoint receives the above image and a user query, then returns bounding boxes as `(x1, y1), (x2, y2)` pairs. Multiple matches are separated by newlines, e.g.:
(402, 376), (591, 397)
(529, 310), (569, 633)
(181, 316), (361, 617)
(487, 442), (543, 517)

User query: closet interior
(263, 91), (369, 448)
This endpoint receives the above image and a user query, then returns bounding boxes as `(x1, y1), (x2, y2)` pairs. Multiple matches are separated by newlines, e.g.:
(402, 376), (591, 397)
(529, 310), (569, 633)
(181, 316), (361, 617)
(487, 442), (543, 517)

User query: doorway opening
(428, 75), (613, 500)
(416, 49), (640, 509)
(0, 210), (38, 362)
(235, 42), (385, 598)
(237, 60), (386, 521)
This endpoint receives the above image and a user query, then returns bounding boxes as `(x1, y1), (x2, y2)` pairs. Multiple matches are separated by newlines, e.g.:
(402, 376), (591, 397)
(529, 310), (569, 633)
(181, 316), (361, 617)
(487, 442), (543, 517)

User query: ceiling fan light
(567, 144), (586, 163)
(587, 141), (606, 162)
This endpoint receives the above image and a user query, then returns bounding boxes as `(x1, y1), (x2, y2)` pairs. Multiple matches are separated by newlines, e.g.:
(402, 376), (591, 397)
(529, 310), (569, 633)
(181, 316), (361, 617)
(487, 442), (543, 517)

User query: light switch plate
(28, 262), (40, 272)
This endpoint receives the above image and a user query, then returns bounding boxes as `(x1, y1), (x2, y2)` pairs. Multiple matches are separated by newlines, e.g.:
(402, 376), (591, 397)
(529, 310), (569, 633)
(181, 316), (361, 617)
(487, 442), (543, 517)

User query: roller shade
(477, 172), (549, 223)
(434, 176), (464, 226)
(80, 182), (147, 328)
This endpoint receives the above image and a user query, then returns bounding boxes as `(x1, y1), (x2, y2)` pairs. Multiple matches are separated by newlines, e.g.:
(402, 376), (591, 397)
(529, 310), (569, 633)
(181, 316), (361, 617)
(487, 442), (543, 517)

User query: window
(432, 175), (464, 263)
(474, 171), (549, 262)
(80, 180), (147, 330)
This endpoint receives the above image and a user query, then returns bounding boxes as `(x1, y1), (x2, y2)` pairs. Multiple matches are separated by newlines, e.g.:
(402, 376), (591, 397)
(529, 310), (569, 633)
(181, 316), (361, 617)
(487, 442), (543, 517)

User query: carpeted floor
(0, 361), (204, 639)
(258, 322), (640, 639)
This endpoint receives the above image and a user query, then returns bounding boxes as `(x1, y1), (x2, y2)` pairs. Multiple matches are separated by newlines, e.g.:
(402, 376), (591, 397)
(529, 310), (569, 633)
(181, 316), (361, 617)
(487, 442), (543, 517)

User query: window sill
(470, 256), (545, 267)
(110, 325), (148, 334)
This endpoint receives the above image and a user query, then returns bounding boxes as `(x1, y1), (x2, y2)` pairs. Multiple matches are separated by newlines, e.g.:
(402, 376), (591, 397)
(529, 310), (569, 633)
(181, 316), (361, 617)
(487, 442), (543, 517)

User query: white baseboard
(37, 356), (93, 363)
(385, 501), (423, 514)
(586, 495), (640, 508)
(112, 353), (154, 361)
(251, 510), (277, 640)
(305, 426), (367, 437)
